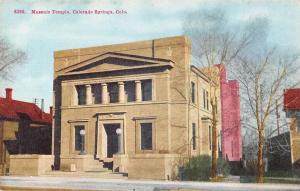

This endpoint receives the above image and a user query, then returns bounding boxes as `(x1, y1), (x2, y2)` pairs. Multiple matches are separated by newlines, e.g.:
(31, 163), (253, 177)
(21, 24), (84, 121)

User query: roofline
(190, 65), (210, 83)
(54, 35), (190, 56)
(56, 52), (174, 76)
(0, 116), (51, 125)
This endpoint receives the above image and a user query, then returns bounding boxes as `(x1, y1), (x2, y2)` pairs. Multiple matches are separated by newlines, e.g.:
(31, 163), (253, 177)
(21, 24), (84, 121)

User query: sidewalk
(1, 176), (300, 191)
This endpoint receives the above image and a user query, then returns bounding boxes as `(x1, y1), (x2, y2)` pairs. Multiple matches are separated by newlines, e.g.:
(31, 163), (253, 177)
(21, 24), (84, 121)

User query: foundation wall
(9, 155), (54, 176)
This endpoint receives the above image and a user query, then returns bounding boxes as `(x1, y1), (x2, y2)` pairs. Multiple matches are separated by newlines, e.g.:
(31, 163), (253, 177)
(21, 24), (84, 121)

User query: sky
(0, 0), (299, 111)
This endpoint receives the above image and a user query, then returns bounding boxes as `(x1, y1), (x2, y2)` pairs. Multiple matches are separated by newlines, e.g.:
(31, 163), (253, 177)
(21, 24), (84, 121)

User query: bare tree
(234, 47), (300, 183)
(0, 36), (26, 81)
(183, 7), (267, 179)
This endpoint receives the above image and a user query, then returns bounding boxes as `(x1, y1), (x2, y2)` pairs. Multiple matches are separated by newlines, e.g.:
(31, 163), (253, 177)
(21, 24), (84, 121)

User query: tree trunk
(256, 129), (264, 183)
(211, 102), (218, 179)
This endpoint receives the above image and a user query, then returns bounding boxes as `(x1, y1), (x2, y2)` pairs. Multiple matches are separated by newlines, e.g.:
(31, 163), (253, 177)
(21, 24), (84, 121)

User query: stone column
(73, 85), (78, 105)
(135, 80), (142, 102)
(101, 83), (108, 104)
(118, 82), (125, 103)
(86, 84), (92, 105)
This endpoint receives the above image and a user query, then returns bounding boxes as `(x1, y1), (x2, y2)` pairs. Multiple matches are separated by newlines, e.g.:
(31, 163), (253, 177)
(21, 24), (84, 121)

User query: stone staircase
(43, 159), (127, 179)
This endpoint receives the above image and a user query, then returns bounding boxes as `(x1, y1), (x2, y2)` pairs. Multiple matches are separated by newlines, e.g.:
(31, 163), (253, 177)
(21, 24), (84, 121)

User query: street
(0, 176), (299, 191)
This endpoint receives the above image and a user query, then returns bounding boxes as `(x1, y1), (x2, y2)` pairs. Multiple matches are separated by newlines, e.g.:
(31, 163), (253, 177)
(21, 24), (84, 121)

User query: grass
(264, 170), (294, 178)
(240, 176), (300, 184)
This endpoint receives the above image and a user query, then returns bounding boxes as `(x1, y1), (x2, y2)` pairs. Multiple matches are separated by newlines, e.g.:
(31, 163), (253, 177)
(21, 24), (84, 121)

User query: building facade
(284, 88), (300, 170)
(0, 88), (52, 175)
(218, 64), (242, 161)
(53, 36), (222, 179)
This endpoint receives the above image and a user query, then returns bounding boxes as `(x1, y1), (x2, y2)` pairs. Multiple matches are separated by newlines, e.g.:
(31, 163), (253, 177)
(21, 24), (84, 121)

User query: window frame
(68, 120), (88, 155)
(140, 122), (153, 150)
(191, 82), (196, 104)
(192, 123), (196, 150)
(74, 125), (85, 151)
(141, 79), (153, 101)
(76, 85), (86, 105)
(203, 89), (206, 109)
(206, 90), (209, 110)
(107, 82), (119, 103)
(124, 81), (136, 102)
(134, 117), (156, 153)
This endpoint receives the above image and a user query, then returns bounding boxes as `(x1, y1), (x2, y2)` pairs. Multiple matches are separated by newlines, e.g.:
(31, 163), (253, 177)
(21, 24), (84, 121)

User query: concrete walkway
(0, 176), (300, 191)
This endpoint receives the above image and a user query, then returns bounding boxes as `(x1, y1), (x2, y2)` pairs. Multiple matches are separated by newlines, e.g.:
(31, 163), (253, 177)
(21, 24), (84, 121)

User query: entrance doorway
(104, 124), (119, 158)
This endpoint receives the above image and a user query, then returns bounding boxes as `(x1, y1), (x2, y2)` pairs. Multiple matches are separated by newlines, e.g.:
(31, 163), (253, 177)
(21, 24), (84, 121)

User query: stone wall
(126, 154), (181, 180)
(9, 155), (54, 176)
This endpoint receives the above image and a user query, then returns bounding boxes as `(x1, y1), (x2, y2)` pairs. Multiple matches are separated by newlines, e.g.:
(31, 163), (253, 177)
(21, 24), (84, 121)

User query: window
(92, 84), (101, 104)
(191, 82), (195, 103)
(203, 89), (206, 108)
(192, 123), (196, 150)
(141, 123), (152, 150)
(142, 80), (152, 101)
(108, 82), (119, 103)
(125, 81), (136, 102)
(206, 91), (209, 110)
(75, 125), (84, 151)
(209, 125), (212, 150)
(76, 85), (86, 105)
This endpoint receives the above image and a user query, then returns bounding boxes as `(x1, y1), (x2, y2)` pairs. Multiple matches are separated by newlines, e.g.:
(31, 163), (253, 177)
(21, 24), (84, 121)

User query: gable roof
(0, 98), (52, 124)
(57, 52), (174, 76)
(284, 88), (300, 111)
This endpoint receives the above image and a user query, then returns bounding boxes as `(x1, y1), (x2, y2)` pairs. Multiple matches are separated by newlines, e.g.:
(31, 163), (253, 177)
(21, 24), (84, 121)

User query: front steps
(43, 159), (127, 179)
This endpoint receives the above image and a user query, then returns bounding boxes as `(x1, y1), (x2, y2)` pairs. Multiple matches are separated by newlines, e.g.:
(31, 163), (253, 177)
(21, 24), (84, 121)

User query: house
(0, 88), (52, 175)
(284, 88), (300, 170)
(52, 36), (223, 180)
(266, 132), (291, 171)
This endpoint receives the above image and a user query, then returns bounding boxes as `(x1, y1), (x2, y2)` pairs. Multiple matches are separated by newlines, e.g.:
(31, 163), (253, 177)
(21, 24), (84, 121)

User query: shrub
(183, 155), (232, 181)
(217, 158), (230, 177)
(244, 160), (257, 176)
(183, 155), (211, 181)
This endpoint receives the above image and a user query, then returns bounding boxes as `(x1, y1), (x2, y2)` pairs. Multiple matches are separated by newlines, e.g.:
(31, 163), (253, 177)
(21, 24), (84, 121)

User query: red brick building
(284, 88), (300, 169)
(0, 88), (52, 175)
(218, 64), (242, 162)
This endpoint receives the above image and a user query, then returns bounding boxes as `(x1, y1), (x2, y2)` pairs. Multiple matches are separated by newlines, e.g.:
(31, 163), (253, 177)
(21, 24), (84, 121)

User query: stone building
(0, 88), (52, 175)
(284, 88), (300, 170)
(53, 36), (222, 179)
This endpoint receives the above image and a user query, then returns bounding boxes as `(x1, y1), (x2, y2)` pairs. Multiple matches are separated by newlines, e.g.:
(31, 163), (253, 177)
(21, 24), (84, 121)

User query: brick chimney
(50, 106), (53, 117)
(5, 88), (13, 101)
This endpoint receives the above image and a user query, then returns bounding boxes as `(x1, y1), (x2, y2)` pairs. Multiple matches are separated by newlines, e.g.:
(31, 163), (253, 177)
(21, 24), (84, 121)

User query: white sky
(0, 0), (299, 110)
